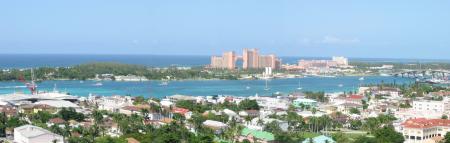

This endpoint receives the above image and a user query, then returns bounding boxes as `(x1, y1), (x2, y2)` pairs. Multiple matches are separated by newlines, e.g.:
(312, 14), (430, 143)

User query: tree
(274, 133), (295, 143)
(95, 136), (127, 143)
(59, 107), (85, 122)
(332, 132), (349, 143)
(349, 120), (362, 130)
(373, 126), (404, 143)
(444, 132), (450, 143)
(133, 96), (146, 105)
(0, 113), (7, 137)
(264, 121), (282, 133)
(349, 108), (360, 115)
(443, 115), (449, 119)
(238, 99), (260, 110)
(352, 136), (377, 143)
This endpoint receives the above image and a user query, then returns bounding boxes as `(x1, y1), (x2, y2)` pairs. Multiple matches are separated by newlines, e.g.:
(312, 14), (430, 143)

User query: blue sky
(1, 0), (449, 59)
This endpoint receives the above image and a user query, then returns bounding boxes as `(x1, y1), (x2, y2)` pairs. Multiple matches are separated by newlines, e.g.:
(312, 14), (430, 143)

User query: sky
(1, 0), (449, 59)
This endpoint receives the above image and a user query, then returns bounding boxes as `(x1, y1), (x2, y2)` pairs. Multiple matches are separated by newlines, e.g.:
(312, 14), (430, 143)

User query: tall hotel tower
(242, 48), (259, 69)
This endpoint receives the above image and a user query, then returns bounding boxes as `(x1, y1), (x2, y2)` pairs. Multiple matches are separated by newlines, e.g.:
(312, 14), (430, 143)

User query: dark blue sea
(1, 54), (449, 68)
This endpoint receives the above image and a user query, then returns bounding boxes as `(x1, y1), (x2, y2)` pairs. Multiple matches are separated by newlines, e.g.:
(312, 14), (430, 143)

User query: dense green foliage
(59, 107), (85, 122)
(304, 91), (328, 102)
(0, 62), (241, 81)
(238, 99), (260, 110)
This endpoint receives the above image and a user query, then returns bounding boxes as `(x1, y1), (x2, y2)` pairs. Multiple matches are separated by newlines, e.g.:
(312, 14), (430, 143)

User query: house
(239, 110), (260, 117)
(302, 135), (336, 143)
(429, 91), (450, 97)
(92, 95), (133, 113)
(19, 104), (57, 114)
(246, 118), (289, 132)
(202, 120), (228, 134)
(394, 109), (442, 121)
(14, 125), (64, 143)
(369, 87), (401, 97)
(34, 100), (80, 109)
(47, 117), (66, 127)
(0, 105), (17, 117)
(337, 103), (363, 115)
(346, 95), (365, 104)
(401, 118), (450, 143)
(239, 128), (275, 143)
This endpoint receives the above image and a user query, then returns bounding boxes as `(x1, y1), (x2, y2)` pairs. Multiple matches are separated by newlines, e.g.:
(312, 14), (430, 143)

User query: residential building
(0, 105), (17, 117)
(412, 99), (450, 114)
(14, 125), (64, 143)
(401, 118), (450, 143)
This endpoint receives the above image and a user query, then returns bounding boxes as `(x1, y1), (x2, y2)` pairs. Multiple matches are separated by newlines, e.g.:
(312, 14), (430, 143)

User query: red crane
(18, 69), (37, 95)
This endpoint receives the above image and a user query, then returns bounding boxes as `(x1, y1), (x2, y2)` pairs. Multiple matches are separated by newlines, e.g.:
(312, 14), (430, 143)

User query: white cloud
(321, 35), (360, 44)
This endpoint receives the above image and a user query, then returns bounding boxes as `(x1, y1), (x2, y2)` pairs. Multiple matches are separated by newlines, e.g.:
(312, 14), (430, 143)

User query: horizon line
(1, 53), (450, 61)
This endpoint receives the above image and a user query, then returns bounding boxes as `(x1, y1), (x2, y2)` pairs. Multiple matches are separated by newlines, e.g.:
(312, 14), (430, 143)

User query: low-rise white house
(14, 125), (64, 143)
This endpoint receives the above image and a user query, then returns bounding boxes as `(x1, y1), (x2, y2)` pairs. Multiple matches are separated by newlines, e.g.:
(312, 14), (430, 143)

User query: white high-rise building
(332, 56), (348, 66)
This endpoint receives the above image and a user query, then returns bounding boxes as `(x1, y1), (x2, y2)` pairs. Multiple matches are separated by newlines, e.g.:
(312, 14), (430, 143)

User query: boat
(159, 81), (169, 86)
(93, 82), (103, 86)
(264, 80), (270, 91)
(246, 86), (251, 90)
(379, 73), (391, 77)
(359, 77), (365, 81)
(80, 81), (84, 83)
(297, 81), (302, 90)
(338, 84), (344, 87)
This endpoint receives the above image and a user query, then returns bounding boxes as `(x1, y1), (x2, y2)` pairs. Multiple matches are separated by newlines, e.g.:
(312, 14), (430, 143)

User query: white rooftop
(34, 100), (79, 108)
(15, 125), (63, 139)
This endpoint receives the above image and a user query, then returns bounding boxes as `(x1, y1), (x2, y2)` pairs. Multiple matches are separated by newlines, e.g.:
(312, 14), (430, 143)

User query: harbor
(0, 76), (414, 98)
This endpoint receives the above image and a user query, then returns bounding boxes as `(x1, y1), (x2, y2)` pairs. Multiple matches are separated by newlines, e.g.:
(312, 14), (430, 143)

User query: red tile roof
(347, 95), (364, 100)
(402, 118), (450, 129)
(172, 107), (190, 115)
(49, 117), (66, 124)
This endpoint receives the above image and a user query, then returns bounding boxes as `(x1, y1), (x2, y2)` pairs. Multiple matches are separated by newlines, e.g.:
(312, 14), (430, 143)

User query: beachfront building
(401, 118), (450, 143)
(210, 51), (236, 70)
(210, 48), (281, 70)
(332, 56), (348, 66)
(14, 125), (64, 143)
(297, 56), (349, 69)
(292, 98), (318, 108)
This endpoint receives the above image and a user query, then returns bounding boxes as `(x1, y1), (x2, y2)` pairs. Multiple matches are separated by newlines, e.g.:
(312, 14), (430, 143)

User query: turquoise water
(0, 76), (414, 98)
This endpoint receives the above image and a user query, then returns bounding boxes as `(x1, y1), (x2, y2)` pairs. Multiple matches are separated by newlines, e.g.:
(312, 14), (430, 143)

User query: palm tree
(256, 118), (264, 127)
(140, 108), (149, 119)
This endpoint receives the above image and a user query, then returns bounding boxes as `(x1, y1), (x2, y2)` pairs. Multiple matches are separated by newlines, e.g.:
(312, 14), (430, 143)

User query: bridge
(391, 70), (450, 79)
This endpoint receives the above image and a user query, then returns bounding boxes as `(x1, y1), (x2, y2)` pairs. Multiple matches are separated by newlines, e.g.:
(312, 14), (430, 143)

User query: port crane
(18, 68), (37, 95)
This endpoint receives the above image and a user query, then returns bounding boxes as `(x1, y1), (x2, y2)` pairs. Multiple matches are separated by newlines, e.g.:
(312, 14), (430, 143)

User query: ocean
(1, 54), (450, 68)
